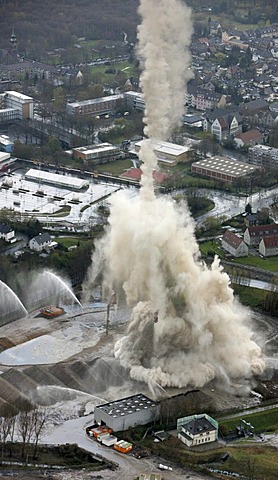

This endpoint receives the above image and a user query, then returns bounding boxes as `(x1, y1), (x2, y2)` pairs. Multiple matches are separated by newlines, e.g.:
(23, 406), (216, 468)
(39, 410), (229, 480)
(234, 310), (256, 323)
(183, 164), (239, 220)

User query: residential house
(259, 235), (278, 257)
(244, 223), (278, 246)
(185, 86), (227, 111)
(29, 232), (55, 252)
(222, 230), (248, 257)
(234, 129), (263, 148)
(203, 109), (242, 141)
(244, 214), (259, 227)
(0, 224), (15, 242)
(177, 414), (218, 448)
(240, 99), (269, 117)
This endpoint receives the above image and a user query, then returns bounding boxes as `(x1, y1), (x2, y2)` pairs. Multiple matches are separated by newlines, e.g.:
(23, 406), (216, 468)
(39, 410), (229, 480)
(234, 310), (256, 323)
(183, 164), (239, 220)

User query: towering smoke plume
(83, 0), (265, 392)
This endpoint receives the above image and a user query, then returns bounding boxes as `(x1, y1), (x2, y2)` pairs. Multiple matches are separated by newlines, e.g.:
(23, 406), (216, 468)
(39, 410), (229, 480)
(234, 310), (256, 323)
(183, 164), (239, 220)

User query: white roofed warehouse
(25, 168), (89, 190)
(191, 156), (259, 183)
(94, 393), (160, 431)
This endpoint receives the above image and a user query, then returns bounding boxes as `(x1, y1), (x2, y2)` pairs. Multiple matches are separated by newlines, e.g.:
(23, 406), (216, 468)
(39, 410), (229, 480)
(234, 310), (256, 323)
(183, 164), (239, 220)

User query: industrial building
(0, 151), (11, 166)
(94, 393), (160, 432)
(124, 91), (145, 112)
(0, 135), (14, 153)
(66, 94), (123, 116)
(191, 156), (259, 183)
(72, 143), (121, 165)
(25, 168), (89, 190)
(177, 414), (218, 447)
(134, 140), (190, 166)
(0, 90), (34, 121)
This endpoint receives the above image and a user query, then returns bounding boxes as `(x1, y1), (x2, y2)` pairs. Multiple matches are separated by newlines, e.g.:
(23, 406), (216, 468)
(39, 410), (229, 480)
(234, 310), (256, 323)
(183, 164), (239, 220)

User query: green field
(199, 240), (224, 258)
(232, 255), (278, 273)
(54, 237), (86, 248)
(218, 408), (278, 436)
(94, 158), (133, 175)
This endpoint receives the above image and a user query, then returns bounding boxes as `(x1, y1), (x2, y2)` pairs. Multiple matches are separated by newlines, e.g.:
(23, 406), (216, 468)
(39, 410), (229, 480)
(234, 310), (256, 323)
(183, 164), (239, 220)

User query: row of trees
(0, 405), (48, 464)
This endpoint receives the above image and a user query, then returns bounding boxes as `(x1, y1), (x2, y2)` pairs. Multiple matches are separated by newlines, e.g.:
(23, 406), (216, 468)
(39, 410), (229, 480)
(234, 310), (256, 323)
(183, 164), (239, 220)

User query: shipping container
(97, 432), (110, 443)
(102, 435), (118, 447)
(114, 440), (133, 454)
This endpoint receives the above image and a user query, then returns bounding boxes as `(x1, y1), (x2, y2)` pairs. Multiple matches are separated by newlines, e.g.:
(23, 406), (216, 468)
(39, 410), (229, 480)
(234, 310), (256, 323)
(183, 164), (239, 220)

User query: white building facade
(177, 414), (218, 448)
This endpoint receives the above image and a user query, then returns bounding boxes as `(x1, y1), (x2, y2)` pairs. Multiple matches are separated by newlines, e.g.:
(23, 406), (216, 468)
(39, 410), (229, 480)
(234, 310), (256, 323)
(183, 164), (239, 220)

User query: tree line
(0, 405), (48, 464)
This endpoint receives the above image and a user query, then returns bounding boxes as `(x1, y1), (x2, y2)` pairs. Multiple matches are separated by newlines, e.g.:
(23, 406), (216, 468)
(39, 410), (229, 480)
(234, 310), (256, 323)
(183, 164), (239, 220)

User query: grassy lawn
(145, 436), (278, 480)
(218, 408), (278, 436)
(231, 285), (267, 309)
(94, 158), (133, 175)
(89, 61), (137, 80)
(199, 240), (225, 259)
(54, 237), (87, 248)
(215, 444), (278, 480)
(232, 255), (278, 273)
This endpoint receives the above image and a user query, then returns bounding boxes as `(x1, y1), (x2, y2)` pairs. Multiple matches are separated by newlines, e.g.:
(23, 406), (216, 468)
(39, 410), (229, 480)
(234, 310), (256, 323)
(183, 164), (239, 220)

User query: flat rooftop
(96, 393), (157, 419)
(5, 90), (33, 101)
(25, 168), (89, 189)
(74, 143), (118, 155)
(68, 94), (123, 108)
(135, 139), (189, 156)
(192, 156), (259, 177)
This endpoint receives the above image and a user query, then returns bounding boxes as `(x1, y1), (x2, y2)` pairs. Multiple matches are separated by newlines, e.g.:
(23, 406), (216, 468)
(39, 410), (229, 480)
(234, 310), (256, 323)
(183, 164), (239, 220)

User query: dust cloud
(83, 0), (265, 392)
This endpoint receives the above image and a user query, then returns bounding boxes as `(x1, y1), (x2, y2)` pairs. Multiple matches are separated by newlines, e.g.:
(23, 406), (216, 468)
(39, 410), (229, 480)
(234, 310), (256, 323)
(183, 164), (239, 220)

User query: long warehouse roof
(25, 168), (88, 189)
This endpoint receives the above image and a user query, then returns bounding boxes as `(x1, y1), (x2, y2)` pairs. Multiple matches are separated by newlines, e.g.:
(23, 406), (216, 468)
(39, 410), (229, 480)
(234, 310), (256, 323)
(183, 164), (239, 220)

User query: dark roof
(32, 233), (51, 245)
(0, 224), (13, 234)
(240, 99), (269, 113)
(182, 416), (216, 435)
(261, 234), (278, 248)
(205, 108), (241, 123)
(247, 223), (278, 236)
(222, 230), (244, 248)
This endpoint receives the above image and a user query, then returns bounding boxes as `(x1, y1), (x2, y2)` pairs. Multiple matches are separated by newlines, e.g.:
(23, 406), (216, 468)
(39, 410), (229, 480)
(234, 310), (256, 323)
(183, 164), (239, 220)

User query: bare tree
(0, 413), (13, 464)
(16, 408), (35, 461)
(31, 406), (48, 459)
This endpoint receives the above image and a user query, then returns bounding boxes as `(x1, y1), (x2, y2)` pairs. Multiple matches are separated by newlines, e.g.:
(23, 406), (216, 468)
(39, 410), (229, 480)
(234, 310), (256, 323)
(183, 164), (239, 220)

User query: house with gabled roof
(222, 230), (248, 257)
(0, 224), (15, 242)
(240, 99), (269, 117)
(177, 414), (218, 448)
(259, 235), (278, 257)
(234, 129), (263, 148)
(203, 108), (242, 141)
(29, 232), (57, 252)
(244, 223), (278, 246)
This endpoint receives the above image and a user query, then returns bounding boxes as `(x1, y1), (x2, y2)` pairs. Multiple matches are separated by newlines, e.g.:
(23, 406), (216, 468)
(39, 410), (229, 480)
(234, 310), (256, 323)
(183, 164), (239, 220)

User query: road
(42, 414), (213, 480)
(195, 186), (278, 226)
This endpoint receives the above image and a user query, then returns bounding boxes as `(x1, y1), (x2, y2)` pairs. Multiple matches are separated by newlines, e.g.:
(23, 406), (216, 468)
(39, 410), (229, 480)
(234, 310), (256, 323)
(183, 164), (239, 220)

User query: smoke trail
(83, 0), (265, 392)
(137, 0), (192, 197)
